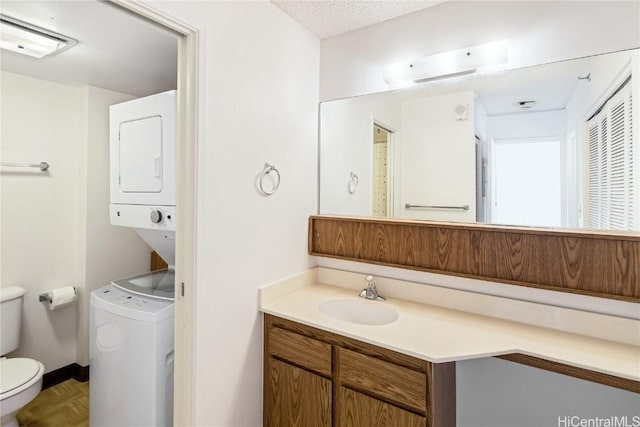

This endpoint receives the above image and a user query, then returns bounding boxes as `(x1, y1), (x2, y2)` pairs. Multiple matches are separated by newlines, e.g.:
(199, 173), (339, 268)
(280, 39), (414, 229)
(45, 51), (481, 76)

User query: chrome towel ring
(258, 163), (281, 196)
(347, 172), (358, 194)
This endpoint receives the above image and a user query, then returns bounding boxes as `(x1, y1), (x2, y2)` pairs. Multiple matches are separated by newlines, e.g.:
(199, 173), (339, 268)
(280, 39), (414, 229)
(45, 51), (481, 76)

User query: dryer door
(119, 116), (163, 193)
(110, 90), (176, 206)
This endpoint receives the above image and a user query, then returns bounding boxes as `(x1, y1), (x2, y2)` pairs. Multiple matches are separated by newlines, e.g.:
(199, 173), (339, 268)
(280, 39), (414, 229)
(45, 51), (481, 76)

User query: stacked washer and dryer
(90, 90), (177, 427)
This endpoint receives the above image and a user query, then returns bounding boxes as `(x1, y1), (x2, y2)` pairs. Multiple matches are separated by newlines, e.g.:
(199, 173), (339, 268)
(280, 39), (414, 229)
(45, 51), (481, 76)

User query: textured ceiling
(271, 0), (443, 39)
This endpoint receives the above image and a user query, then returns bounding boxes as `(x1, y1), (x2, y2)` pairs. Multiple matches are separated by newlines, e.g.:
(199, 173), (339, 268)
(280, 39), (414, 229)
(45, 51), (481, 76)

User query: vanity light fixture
(383, 40), (508, 85)
(0, 14), (77, 59)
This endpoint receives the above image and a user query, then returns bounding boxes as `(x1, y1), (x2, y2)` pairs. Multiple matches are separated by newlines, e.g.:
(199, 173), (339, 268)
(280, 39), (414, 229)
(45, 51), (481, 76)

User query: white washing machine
(90, 269), (175, 427)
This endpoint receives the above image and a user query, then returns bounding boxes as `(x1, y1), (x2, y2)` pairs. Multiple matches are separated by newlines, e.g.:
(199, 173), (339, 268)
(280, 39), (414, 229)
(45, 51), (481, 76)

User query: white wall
(1, 71), (81, 371)
(486, 110), (566, 141)
(320, 1), (640, 101)
(400, 91), (476, 222)
(0, 71), (151, 372)
(318, 2), (640, 425)
(143, 1), (319, 425)
(457, 358), (640, 427)
(320, 93), (401, 216)
(76, 86), (152, 367)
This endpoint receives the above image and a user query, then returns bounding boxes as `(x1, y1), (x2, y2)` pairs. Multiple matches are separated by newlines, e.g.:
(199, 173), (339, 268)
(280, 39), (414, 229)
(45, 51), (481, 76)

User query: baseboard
(42, 363), (89, 389)
(74, 364), (89, 382)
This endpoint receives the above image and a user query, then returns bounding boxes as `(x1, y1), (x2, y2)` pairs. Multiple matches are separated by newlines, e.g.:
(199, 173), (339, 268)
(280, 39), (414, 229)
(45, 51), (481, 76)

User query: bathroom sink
(319, 299), (399, 325)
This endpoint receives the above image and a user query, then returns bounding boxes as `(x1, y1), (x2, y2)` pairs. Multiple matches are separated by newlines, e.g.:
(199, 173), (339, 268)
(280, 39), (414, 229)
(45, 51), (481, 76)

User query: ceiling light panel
(0, 14), (77, 58)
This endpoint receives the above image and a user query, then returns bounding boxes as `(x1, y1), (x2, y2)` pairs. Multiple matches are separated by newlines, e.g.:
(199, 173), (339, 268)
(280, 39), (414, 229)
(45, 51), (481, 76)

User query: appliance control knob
(150, 209), (163, 224)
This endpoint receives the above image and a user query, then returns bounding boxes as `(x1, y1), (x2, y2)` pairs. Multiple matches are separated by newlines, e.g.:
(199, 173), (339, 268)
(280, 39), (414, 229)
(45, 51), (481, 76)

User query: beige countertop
(259, 268), (640, 382)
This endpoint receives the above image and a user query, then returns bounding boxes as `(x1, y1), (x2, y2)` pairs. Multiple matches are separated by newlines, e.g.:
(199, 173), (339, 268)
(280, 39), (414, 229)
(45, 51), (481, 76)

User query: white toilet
(0, 286), (45, 427)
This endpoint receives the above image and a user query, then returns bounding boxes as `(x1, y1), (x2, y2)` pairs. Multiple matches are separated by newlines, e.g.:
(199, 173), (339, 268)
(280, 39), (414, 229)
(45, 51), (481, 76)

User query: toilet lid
(0, 358), (40, 394)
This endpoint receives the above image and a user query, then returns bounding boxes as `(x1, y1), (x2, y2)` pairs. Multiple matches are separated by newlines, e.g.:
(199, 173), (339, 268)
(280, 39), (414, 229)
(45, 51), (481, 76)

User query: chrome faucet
(360, 275), (385, 301)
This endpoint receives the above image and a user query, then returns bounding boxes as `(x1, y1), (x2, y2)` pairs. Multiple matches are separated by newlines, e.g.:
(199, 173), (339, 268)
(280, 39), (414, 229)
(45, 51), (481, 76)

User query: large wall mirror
(319, 48), (639, 234)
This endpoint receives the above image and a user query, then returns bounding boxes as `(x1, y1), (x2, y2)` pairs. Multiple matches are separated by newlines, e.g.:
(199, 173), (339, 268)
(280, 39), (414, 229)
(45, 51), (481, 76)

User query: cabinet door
(265, 358), (331, 427)
(337, 387), (425, 427)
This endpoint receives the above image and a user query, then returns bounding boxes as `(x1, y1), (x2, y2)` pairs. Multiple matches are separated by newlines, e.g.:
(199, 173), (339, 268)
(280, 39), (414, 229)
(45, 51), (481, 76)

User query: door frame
(110, 1), (200, 425)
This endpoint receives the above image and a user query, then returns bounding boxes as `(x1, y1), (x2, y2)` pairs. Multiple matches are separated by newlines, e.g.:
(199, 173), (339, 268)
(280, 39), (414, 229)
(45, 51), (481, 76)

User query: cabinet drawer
(338, 348), (426, 414)
(268, 327), (332, 376)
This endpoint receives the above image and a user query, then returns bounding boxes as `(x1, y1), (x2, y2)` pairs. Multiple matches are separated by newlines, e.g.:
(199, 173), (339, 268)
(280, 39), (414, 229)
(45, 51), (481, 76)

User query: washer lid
(112, 269), (174, 300)
(0, 358), (40, 394)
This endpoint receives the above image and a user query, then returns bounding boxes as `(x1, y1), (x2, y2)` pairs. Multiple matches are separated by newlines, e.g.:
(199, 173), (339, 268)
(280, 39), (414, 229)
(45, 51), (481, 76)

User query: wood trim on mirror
(308, 216), (640, 302)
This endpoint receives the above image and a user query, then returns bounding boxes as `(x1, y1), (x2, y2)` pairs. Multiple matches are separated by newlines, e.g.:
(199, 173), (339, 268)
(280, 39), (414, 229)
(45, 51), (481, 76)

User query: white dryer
(110, 89), (176, 207)
(90, 270), (175, 427)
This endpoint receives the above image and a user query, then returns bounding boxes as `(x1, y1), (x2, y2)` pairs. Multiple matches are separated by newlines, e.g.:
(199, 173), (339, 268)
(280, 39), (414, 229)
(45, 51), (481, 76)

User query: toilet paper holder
(39, 287), (77, 303)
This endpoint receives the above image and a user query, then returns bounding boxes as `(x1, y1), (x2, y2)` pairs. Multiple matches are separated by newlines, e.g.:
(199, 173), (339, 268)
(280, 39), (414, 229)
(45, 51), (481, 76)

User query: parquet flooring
(17, 379), (89, 427)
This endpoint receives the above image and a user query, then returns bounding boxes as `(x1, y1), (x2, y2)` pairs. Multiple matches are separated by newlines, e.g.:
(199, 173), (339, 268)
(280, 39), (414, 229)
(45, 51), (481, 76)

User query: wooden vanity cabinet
(264, 314), (455, 427)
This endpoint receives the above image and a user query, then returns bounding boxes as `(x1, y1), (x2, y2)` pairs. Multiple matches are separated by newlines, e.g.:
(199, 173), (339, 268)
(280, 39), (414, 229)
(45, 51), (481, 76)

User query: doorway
(0, 1), (198, 423)
(93, 2), (199, 424)
(492, 137), (562, 227)
(372, 123), (394, 217)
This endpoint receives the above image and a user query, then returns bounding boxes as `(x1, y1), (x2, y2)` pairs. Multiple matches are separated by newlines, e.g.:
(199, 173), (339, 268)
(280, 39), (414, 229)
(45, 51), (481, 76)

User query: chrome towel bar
(405, 203), (469, 211)
(1, 161), (49, 171)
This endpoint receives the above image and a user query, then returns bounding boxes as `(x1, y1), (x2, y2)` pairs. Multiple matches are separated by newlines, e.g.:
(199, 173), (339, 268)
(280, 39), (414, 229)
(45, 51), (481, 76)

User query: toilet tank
(0, 286), (26, 356)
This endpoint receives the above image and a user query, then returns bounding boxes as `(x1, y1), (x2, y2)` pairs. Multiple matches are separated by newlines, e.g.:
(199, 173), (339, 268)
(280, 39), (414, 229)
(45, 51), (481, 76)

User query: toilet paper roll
(48, 286), (77, 311)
